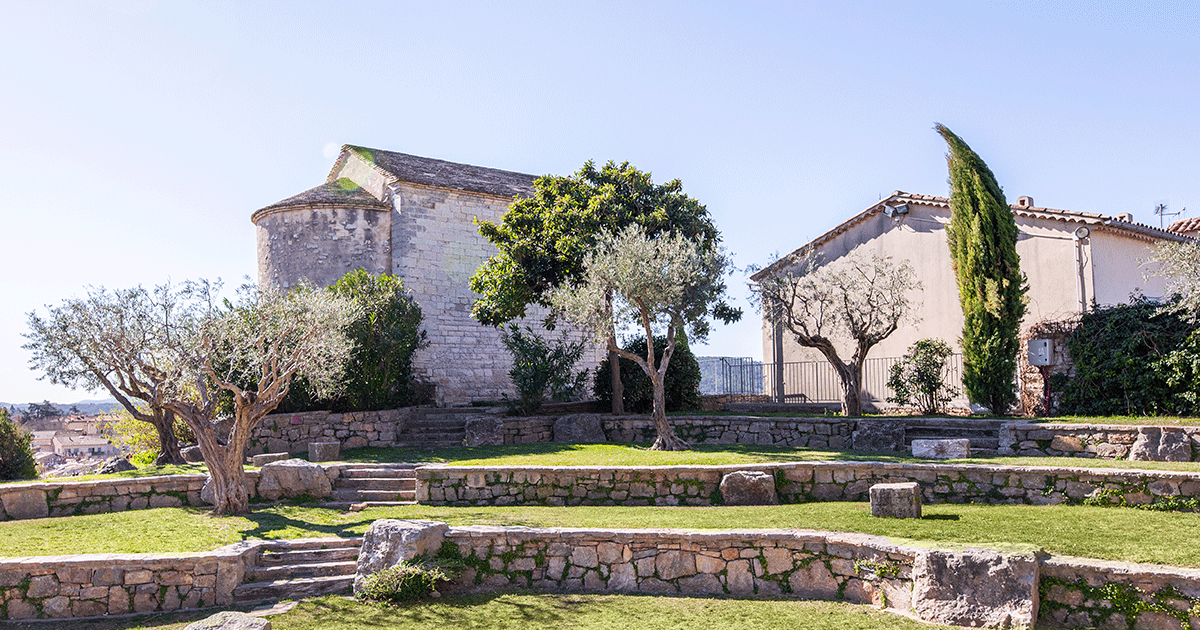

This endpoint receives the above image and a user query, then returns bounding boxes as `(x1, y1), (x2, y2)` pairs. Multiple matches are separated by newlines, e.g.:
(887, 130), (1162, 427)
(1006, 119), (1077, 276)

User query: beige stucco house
(252, 145), (605, 406)
(750, 191), (1191, 406)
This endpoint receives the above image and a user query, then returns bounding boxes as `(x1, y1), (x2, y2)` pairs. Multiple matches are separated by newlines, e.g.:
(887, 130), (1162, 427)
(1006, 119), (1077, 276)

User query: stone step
(247, 560), (358, 582)
(339, 464), (417, 477)
(332, 488), (416, 503)
(320, 500), (418, 511)
(232, 575), (354, 604)
(335, 477), (415, 491)
(257, 546), (360, 566)
(259, 537), (363, 552)
(905, 436), (1000, 449)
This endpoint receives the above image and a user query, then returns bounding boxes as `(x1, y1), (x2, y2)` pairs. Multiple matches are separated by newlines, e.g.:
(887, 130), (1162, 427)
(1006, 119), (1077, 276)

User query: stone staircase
(326, 463), (418, 510)
(903, 418), (1006, 455)
(233, 537), (362, 604)
(396, 407), (476, 447)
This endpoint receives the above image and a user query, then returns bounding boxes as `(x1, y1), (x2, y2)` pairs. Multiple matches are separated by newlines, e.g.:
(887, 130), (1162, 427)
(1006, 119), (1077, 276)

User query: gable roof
(337, 145), (537, 199)
(751, 191), (1189, 281)
(1169, 216), (1200, 235)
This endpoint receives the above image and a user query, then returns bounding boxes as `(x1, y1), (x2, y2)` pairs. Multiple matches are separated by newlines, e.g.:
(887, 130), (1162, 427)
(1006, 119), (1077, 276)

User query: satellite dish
(1073, 226), (1090, 240)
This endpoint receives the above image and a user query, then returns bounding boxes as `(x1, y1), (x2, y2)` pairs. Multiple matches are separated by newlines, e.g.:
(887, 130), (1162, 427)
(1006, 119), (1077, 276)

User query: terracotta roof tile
(1169, 216), (1200, 234)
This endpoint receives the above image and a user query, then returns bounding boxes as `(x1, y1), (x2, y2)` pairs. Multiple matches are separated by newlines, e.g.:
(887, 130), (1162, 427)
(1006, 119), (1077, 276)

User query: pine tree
(936, 124), (1028, 414)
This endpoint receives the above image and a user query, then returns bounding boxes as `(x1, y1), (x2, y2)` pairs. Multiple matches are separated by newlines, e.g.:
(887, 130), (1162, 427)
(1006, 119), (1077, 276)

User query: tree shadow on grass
(921, 514), (960, 521)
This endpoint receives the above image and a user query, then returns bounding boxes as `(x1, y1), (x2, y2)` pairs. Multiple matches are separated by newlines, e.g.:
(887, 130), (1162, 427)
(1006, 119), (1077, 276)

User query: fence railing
(702, 354), (965, 405)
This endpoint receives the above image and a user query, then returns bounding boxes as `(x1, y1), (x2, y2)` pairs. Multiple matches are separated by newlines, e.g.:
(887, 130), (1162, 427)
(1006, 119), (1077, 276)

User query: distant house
(30, 430), (56, 452)
(52, 434), (117, 459)
(750, 191), (1190, 406)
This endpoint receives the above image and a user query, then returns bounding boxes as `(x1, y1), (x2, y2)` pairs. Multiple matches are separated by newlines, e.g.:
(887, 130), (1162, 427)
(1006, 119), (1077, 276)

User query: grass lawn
(0, 593), (957, 630)
(339, 442), (1200, 473)
(3, 500), (1198, 567)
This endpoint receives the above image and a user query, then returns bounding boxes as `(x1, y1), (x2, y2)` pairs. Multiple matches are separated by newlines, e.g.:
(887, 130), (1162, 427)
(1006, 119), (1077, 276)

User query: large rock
(852, 420), (905, 452)
(911, 547), (1040, 629)
(97, 456), (137, 474)
(185, 611), (271, 630)
(911, 439), (971, 459)
(719, 470), (779, 505)
(1158, 427), (1192, 462)
(1128, 427), (1161, 461)
(256, 458), (332, 501)
(180, 445), (205, 463)
(464, 415), (504, 447)
(553, 414), (607, 443)
(0, 488), (48, 520)
(354, 519), (449, 593)
(307, 441), (340, 462)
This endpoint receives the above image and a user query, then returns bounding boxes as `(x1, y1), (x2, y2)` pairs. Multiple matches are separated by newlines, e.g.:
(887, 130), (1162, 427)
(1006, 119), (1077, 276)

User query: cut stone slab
(911, 547), (1041, 629)
(251, 452), (291, 467)
(257, 458), (333, 501)
(308, 441), (340, 462)
(185, 611), (271, 630)
(355, 519), (449, 593)
(852, 420), (906, 452)
(912, 439), (971, 459)
(870, 482), (922, 518)
(553, 414), (607, 443)
(719, 470), (779, 505)
(464, 415), (504, 447)
(0, 487), (48, 520)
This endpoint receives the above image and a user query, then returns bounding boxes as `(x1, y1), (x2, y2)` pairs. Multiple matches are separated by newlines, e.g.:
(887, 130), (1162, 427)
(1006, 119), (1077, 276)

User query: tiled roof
(1169, 216), (1200, 234)
(751, 191), (1188, 281)
(255, 180), (389, 217)
(345, 146), (537, 199)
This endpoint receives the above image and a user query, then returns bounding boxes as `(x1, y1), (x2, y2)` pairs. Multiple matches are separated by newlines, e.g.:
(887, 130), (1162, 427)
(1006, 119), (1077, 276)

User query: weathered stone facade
(253, 146), (605, 405)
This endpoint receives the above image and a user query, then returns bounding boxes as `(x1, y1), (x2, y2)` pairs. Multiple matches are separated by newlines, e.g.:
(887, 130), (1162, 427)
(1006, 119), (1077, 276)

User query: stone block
(1, 488), (48, 520)
(870, 482), (922, 519)
(911, 547), (1040, 629)
(852, 420), (905, 452)
(184, 610), (272, 630)
(911, 439), (971, 459)
(257, 458), (332, 501)
(553, 414), (607, 443)
(464, 416), (504, 447)
(354, 519), (449, 593)
(250, 452), (290, 467)
(308, 441), (340, 462)
(719, 470), (779, 505)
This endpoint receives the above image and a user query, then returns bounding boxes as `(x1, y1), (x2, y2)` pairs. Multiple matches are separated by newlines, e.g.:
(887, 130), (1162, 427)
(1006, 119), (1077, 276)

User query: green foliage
(886, 339), (959, 414)
(499, 325), (589, 415)
(937, 124), (1028, 414)
(1058, 298), (1200, 416)
(471, 160), (727, 327)
(278, 271), (428, 412)
(593, 335), (702, 413)
(356, 559), (459, 605)
(24, 400), (61, 420)
(0, 408), (38, 480)
(105, 406), (194, 460)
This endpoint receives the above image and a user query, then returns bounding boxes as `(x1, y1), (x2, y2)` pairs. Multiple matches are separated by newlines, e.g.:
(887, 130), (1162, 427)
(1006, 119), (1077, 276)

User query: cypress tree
(936, 124), (1028, 414)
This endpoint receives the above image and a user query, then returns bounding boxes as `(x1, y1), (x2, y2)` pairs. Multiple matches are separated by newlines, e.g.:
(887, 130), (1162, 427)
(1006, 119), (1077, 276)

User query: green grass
(4, 501), (1198, 567)
(1, 463), (211, 486)
(339, 442), (1200, 472)
(1035, 415), (1200, 426)
(0, 594), (957, 630)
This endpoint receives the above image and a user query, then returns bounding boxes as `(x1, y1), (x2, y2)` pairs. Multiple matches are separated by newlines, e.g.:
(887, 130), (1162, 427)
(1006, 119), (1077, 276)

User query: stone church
(252, 145), (604, 405)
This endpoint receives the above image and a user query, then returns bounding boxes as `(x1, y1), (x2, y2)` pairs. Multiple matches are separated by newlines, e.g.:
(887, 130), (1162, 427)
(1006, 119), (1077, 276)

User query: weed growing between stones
(1039, 575), (1200, 629)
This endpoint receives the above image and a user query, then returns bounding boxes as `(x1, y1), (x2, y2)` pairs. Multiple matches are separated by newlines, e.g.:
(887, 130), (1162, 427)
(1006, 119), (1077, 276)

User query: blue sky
(1, 0), (1197, 404)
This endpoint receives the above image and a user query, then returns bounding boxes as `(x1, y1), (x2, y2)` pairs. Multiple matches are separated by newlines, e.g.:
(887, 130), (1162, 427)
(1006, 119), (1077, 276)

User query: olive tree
(161, 282), (357, 515)
(751, 253), (921, 416)
(25, 285), (188, 464)
(550, 225), (739, 450)
(1148, 239), (1200, 318)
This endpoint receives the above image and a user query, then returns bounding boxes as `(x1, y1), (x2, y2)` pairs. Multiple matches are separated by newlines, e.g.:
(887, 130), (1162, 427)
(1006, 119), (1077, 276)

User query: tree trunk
(837, 364), (864, 417)
(178, 410), (252, 516)
(152, 410), (185, 466)
(609, 344), (624, 415)
(647, 370), (689, 451)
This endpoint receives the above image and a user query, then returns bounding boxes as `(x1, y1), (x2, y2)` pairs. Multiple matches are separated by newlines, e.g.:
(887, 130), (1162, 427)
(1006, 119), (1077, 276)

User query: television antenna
(1154, 202), (1182, 229)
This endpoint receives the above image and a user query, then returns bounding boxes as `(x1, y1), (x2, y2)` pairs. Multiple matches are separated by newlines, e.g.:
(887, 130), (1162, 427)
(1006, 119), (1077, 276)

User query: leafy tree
(104, 405), (194, 465)
(499, 325), (589, 415)
(25, 288), (187, 464)
(25, 400), (62, 420)
(551, 225), (738, 450)
(1148, 239), (1200, 318)
(886, 339), (959, 415)
(161, 282), (358, 515)
(751, 253), (920, 416)
(470, 160), (732, 414)
(937, 124), (1028, 414)
(0, 408), (38, 480)
(594, 333), (702, 414)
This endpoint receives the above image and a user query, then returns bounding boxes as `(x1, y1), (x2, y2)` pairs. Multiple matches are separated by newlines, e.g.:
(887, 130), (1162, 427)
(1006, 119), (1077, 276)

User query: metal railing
(704, 354), (965, 404)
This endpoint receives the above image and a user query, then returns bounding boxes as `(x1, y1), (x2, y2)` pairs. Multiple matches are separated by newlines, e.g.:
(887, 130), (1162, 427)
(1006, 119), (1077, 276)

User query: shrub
(886, 339), (960, 414)
(356, 559), (457, 605)
(104, 407), (194, 462)
(499, 325), (589, 415)
(0, 408), (37, 480)
(594, 334), (702, 413)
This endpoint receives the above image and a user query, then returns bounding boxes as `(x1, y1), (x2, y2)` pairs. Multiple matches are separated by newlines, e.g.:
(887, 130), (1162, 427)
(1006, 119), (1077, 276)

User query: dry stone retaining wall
(416, 461), (1200, 509)
(1000, 422), (1200, 461)
(247, 408), (418, 455)
(1040, 556), (1200, 629)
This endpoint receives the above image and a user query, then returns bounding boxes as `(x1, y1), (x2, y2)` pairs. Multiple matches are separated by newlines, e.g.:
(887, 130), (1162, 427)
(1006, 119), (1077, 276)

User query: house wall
(254, 203), (391, 289)
(763, 202), (1171, 392)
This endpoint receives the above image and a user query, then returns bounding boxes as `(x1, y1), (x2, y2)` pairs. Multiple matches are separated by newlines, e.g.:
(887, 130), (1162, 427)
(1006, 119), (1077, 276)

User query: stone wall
(416, 461), (1200, 509)
(1000, 422), (1200, 461)
(253, 202), (392, 290)
(247, 408), (418, 455)
(0, 541), (255, 619)
(1040, 556), (1200, 629)
(441, 526), (921, 613)
(601, 415), (853, 448)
